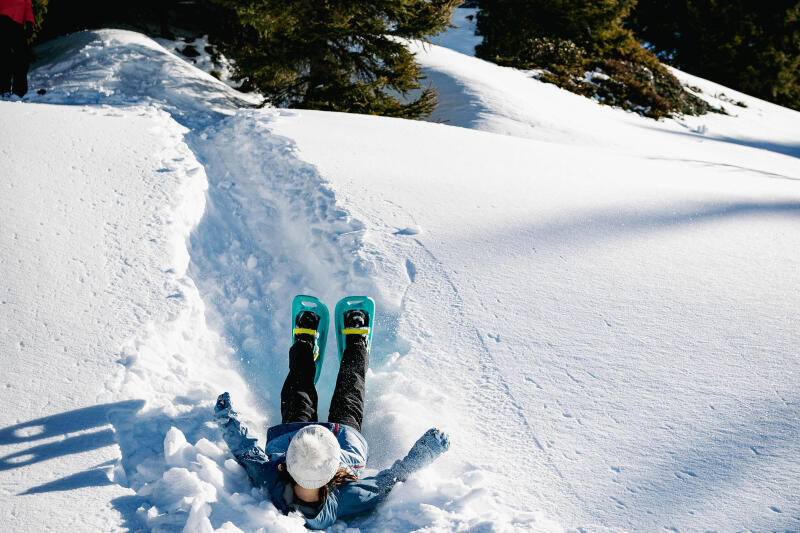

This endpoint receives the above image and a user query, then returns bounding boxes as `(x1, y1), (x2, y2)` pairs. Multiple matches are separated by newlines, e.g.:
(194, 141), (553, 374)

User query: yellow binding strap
(293, 328), (319, 337)
(341, 328), (370, 335)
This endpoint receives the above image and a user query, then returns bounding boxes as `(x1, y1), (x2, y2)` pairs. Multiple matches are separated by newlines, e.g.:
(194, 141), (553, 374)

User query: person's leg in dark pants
(0, 17), (15, 94)
(10, 23), (29, 97)
(328, 336), (369, 432)
(280, 337), (319, 423)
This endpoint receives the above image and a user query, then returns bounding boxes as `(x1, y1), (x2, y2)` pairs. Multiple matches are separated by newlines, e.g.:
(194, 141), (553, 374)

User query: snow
(267, 109), (800, 531)
(2, 11), (799, 533)
(418, 9), (800, 166)
(0, 100), (256, 530)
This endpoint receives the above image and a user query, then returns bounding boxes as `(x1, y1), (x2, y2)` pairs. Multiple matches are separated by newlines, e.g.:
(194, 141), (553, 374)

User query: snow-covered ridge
(2, 19), (799, 533)
(421, 9), (800, 162)
(29, 29), (260, 128)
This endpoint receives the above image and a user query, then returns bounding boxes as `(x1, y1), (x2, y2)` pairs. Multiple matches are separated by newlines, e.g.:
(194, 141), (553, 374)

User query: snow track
(181, 110), (548, 530)
(185, 110), (376, 418)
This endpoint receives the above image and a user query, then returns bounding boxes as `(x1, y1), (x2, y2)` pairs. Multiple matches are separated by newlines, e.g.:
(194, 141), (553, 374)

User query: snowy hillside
(2, 10), (799, 532)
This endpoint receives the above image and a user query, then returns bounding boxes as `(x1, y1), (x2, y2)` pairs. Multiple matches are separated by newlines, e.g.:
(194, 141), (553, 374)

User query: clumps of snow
(394, 225), (422, 236)
(583, 69), (610, 84)
(134, 427), (307, 533)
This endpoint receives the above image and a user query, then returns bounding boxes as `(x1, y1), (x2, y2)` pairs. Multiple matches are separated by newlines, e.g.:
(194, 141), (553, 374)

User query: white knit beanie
(286, 425), (341, 489)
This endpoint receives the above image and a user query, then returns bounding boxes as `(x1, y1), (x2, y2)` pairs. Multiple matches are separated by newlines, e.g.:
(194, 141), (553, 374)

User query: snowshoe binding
(334, 296), (375, 361)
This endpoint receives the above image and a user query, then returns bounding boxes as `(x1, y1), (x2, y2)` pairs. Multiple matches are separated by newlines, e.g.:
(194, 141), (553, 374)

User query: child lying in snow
(214, 298), (450, 529)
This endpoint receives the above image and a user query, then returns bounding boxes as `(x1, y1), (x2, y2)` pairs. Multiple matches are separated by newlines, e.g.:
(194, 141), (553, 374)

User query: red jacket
(0, 0), (34, 25)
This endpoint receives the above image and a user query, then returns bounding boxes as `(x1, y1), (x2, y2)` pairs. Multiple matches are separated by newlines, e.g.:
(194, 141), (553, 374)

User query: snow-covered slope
(417, 11), (800, 167)
(0, 101), (258, 530)
(1, 15), (799, 533)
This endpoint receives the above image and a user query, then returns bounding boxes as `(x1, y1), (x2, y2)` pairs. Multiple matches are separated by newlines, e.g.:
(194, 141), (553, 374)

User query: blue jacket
(214, 395), (449, 530)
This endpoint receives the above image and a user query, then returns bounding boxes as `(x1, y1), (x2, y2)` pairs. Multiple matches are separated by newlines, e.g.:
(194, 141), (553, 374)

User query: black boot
(343, 309), (369, 347)
(294, 310), (320, 343)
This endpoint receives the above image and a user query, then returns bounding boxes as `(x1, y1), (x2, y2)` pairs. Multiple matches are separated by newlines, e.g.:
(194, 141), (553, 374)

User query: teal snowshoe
(334, 296), (375, 360)
(291, 295), (330, 384)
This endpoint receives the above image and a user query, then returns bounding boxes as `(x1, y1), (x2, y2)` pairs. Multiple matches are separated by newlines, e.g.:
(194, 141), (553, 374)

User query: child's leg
(280, 338), (319, 423)
(328, 338), (369, 432)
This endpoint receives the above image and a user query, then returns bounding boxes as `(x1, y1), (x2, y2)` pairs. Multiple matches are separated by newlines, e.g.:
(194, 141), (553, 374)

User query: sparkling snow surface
(1, 12), (799, 532)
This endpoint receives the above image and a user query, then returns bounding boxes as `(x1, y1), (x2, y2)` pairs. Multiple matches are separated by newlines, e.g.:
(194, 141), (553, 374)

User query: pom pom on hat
(286, 425), (341, 489)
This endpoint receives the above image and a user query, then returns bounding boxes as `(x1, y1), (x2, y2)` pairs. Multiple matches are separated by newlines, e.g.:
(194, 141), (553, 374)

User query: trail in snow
(185, 110), (379, 417)
(182, 110), (550, 530)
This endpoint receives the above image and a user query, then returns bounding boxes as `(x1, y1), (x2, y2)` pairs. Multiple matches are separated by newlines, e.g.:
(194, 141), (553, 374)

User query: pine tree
(475, 0), (709, 118)
(212, 0), (459, 118)
(31, 0), (49, 39)
(475, 0), (639, 64)
(632, 0), (800, 110)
